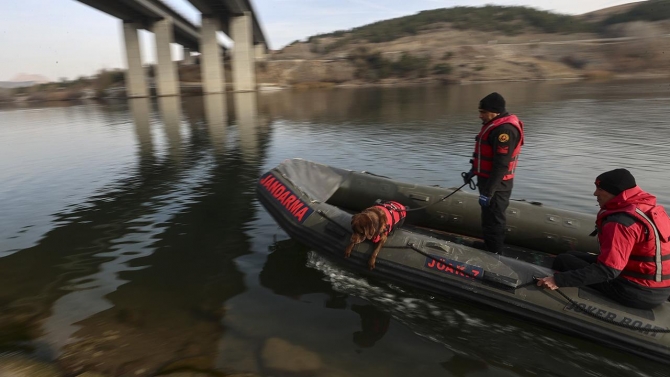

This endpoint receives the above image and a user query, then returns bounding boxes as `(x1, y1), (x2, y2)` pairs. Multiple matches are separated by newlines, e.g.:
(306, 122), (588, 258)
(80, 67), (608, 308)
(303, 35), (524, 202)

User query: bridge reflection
(0, 94), (269, 375)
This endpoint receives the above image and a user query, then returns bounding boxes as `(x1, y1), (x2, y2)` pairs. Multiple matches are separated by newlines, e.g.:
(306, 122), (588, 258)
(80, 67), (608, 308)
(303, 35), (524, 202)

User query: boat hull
(257, 159), (670, 364)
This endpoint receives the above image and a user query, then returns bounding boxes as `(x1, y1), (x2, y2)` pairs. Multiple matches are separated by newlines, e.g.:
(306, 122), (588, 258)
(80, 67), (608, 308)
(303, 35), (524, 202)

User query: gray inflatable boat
(256, 158), (670, 364)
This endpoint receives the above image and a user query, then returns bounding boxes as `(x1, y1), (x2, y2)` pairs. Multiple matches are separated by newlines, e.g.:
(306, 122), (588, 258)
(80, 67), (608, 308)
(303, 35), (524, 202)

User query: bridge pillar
(200, 16), (226, 94)
(231, 12), (256, 92)
(152, 18), (180, 97)
(254, 43), (267, 61)
(122, 22), (149, 98)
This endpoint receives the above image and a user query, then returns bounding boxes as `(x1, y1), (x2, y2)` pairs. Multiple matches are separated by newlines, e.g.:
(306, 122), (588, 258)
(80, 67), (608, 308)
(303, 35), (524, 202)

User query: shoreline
(3, 73), (670, 106)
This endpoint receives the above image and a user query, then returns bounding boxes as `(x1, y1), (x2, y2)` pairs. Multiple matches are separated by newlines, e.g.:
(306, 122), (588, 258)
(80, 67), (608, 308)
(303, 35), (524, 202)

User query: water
(1, 80), (669, 376)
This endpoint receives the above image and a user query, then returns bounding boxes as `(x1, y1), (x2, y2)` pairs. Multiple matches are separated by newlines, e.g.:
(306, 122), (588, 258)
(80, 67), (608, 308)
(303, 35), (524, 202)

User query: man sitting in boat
(537, 169), (670, 309)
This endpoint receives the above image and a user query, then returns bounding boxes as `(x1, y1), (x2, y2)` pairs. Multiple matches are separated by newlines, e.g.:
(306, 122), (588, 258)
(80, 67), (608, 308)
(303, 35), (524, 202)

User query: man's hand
(461, 170), (475, 185)
(478, 195), (491, 207)
(536, 276), (559, 290)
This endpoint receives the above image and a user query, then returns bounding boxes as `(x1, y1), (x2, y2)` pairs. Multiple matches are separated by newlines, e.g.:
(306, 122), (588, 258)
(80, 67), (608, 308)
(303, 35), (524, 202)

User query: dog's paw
(344, 245), (353, 258)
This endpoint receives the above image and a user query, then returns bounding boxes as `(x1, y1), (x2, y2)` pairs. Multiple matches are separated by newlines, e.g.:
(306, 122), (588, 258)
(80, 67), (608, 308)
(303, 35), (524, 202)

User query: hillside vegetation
(260, 1), (670, 86)
(602, 0), (670, 24)
(312, 5), (596, 50)
(306, 1), (670, 51)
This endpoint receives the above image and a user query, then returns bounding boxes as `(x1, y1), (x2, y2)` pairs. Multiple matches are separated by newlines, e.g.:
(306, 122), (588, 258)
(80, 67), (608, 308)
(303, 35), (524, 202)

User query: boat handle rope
(316, 210), (351, 234)
(404, 181), (470, 212)
(533, 277), (670, 333)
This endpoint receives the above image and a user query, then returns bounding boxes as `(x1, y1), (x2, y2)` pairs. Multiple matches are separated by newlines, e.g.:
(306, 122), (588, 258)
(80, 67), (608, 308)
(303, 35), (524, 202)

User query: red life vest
(371, 201), (407, 243)
(472, 114), (524, 180)
(596, 204), (670, 287)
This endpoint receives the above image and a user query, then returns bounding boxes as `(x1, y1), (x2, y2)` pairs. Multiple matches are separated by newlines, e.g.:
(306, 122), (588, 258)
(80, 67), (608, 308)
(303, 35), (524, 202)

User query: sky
(0, 0), (643, 81)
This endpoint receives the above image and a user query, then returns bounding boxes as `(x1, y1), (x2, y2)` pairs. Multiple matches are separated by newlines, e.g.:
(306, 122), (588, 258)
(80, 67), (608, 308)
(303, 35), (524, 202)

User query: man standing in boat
(537, 169), (670, 309)
(462, 92), (524, 255)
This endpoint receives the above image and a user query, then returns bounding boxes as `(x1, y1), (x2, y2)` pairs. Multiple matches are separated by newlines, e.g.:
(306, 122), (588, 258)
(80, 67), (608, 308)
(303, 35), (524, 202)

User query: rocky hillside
(257, 1), (670, 87)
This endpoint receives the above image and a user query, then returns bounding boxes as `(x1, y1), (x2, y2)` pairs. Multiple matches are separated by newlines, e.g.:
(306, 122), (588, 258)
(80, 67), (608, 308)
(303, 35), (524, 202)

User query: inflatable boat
(256, 158), (670, 364)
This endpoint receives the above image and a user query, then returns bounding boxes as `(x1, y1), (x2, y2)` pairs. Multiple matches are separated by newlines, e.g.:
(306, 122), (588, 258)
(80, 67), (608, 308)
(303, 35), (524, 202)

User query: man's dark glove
(478, 195), (491, 207)
(461, 170), (475, 185)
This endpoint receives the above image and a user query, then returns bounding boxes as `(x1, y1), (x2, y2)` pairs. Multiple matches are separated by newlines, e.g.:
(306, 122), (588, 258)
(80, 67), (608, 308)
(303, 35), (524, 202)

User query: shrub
(392, 53), (430, 77)
(433, 63), (453, 75)
(561, 56), (587, 69)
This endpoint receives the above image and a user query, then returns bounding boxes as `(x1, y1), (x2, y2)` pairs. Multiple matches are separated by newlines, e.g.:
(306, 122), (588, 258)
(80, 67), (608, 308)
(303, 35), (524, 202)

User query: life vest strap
(629, 254), (670, 262)
(621, 270), (670, 281)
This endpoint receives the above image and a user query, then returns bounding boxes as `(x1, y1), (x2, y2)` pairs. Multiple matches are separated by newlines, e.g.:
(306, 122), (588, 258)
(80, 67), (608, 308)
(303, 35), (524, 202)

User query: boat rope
(316, 209), (351, 233)
(404, 181), (470, 212)
(542, 282), (670, 333)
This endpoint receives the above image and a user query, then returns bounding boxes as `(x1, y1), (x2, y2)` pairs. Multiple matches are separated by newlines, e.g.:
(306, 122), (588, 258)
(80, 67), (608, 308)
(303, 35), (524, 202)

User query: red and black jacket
(472, 114), (524, 181)
(371, 201), (407, 243)
(555, 187), (670, 293)
(595, 187), (670, 288)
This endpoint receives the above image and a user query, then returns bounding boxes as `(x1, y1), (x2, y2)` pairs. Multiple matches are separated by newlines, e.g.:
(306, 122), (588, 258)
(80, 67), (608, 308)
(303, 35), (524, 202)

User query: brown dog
(344, 201), (407, 269)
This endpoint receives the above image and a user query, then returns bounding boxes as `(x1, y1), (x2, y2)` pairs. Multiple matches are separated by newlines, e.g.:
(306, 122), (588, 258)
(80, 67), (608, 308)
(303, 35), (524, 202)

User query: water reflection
(305, 251), (665, 377)
(235, 92), (260, 164)
(351, 304), (390, 348)
(204, 94), (228, 153)
(2, 80), (669, 376)
(258, 82), (564, 124)
(0, 93), (269, 375)
(259, 239), (347, 307)
(128, 98), (153, 162)
(157, 96), (183, 162)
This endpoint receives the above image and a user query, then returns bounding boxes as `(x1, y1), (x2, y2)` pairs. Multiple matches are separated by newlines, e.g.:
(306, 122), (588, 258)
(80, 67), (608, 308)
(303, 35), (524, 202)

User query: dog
(344, 200), (407, 270)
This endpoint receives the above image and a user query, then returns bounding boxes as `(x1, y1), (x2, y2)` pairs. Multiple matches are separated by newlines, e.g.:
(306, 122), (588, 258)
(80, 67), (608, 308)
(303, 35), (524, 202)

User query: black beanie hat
(595, 168), (637, 196)
(479, 92), (506, 113)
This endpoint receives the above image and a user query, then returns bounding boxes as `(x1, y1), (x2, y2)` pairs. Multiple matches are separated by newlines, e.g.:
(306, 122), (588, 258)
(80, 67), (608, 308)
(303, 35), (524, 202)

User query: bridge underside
(77, 0), (268, 96)
(187, 0), (267, 46)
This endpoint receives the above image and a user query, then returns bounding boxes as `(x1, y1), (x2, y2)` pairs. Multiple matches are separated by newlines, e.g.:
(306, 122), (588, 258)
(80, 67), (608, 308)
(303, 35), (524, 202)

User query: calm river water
(1, 80), (670, 377)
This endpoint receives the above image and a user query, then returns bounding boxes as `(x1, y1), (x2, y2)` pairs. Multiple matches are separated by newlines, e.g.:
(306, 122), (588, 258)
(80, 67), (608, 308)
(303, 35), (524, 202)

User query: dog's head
(350, 212), (379, 244)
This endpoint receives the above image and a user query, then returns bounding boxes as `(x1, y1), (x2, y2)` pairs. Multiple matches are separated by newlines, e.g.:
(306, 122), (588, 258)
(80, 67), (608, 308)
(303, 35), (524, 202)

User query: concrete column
(230, 12), (256, 92)
(200, 16), (226, 94)
(183, 47), (195, 65)
(153, 18), (180, 97)
(254, 43), (267, 61)
(122, 22), (149, 98)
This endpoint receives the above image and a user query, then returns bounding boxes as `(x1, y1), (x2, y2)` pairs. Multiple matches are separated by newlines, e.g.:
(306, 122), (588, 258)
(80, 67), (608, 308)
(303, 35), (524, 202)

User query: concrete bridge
(76, 0), (268, 97)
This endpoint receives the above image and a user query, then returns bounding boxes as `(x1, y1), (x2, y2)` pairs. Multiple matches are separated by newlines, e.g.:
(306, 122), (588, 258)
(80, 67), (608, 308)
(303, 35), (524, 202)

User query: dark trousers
(553, 251), (666, 310)
(479, 188), (512, 254)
